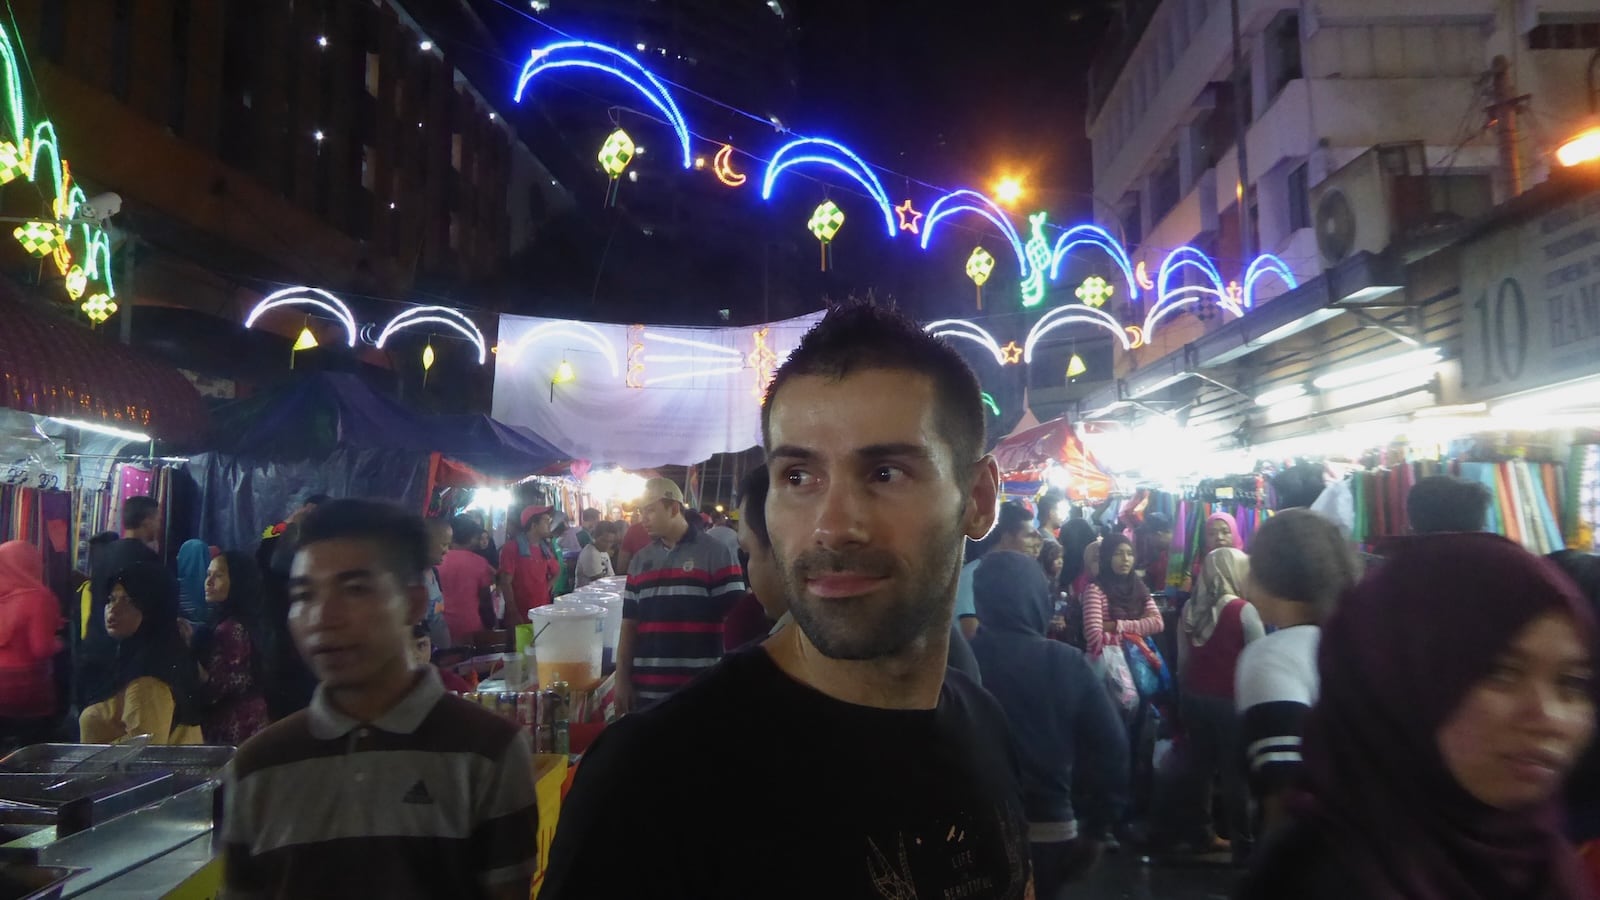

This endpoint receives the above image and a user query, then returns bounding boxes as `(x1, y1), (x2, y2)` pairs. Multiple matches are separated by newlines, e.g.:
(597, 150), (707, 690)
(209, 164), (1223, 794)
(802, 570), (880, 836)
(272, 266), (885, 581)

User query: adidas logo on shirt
(401, 780), (434, 805)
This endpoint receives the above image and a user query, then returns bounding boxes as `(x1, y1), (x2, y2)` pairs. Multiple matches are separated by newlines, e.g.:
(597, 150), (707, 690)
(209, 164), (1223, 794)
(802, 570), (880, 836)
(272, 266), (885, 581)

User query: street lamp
(994, 177), (1025, 206)
(1557, 125), (1600, 168)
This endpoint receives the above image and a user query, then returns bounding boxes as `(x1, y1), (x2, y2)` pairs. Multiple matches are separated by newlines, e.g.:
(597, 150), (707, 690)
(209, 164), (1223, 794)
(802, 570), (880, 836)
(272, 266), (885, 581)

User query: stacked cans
(459, 683), (571, 755)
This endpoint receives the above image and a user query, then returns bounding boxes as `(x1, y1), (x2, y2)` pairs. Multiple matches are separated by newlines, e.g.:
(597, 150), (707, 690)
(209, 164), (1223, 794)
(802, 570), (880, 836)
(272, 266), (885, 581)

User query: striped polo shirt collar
(307, 667), (445, 740)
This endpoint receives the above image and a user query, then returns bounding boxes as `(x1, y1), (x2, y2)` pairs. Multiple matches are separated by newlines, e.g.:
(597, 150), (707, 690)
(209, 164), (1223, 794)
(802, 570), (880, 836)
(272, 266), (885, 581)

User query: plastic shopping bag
(1123, 633), (1172, 699)
(1092, 646), (1139, 713)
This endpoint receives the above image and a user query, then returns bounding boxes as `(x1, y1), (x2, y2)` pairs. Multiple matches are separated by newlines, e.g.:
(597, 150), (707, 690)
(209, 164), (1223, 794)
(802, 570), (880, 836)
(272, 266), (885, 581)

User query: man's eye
(784, 469), (814, 487)
(871, 466), (906, 483)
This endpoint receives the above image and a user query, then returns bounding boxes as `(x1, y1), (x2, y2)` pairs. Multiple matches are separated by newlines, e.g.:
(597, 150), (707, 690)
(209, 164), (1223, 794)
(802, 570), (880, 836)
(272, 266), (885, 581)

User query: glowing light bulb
(994, 177), (1024, 206)
(422, 344), (435, 371)
(553, 360), (577, 384)
(1066, 354), (1088, 378)
(293, 327), (318, 351)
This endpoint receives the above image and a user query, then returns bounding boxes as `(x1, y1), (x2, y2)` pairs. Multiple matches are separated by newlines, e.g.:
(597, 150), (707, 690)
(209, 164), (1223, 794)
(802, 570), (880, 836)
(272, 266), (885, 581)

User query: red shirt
(1183, 598), (1249, 699)
(620, 522), (652, 558)
(499, 540), (558, 627)
(437, 549), (496, 639)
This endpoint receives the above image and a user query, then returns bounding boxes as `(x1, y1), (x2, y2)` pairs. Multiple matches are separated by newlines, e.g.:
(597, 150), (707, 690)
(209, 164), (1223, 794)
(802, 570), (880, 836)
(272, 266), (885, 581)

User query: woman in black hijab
(78, 562), (203, 745)
(195, 551), (272, 744)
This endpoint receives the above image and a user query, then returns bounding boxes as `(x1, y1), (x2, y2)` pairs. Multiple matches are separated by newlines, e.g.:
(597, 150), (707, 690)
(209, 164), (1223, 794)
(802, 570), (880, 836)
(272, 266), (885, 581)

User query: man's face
(427, 527), (450, 566)
(593, 531), (617, 552)
(765, 370), (999, 660)
(641, 500), (676, 538)
(582, 513), (601, 531)
(288, 538), (425, 690)
(526, 514), (554, 541)
(738, 503), (787, 621)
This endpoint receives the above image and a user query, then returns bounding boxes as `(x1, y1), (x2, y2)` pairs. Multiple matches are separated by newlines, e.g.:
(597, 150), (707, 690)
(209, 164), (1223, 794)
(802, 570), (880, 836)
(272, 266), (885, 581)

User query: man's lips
(805, 573), (889, 598)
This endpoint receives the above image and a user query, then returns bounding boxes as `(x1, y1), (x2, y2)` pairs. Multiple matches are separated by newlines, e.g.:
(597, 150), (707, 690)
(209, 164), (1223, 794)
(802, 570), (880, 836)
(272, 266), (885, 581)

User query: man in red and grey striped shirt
(615, 478), (746, 714)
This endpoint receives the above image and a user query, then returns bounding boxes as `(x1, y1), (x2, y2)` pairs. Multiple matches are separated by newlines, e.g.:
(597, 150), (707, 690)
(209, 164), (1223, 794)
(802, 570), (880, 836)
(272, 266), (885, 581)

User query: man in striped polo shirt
(615, 477), (746, 713)
(222, 500), (537, 899)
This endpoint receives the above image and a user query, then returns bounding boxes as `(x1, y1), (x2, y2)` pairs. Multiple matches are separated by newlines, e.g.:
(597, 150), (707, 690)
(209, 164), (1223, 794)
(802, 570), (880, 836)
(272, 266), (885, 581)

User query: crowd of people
(0, 301), (1593, 899)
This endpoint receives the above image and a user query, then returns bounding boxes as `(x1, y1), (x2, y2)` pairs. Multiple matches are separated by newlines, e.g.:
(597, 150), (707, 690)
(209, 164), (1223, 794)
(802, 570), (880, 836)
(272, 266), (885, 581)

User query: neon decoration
(0, 141), (24, 184)
(1075, 275), (1113, 308)
(375, 306), (489, 364)
(244, 286), (359, 348)
(1066, 354), (1087, 378)
(1135, 260), (1155, 290)
(292, 327), (318, 351)
(598, 128), (635, 177)
(749, 327), (779, 403)
(553, 360), (577, 384)
(895, 199), (923, 234)
(810, 200), (844, 271)
(712, 144), (746, 187)
(1242, 253), (1298, 309)
(64, 266), (86, 300)
(1019, 212), (1052, 307)
(499, 320), (622, 377)
(1226, 280), (1243, 307)
(644, 365), (744, 387)
(13, 221), (63, 257)
(1051, 224), (1138, 302)
(514, 41), (692, 169)
(925, 319), (1006, 367)
(1125, 325), (1145, 349)
(980, 392), (1001, 416)
(920, 190), (1026, 277)
(626, 324), (646, 388)
(421, 343), (436, 372)
(1143, 245), (1231, 341)
(1001, 341), (1024, 365)
(1023, 303), (1132, 364)
(762, 137), (896, 237)
(81, 293), (116, 325)
(966, 247), (995, 286)
(642, 331), (744, 357)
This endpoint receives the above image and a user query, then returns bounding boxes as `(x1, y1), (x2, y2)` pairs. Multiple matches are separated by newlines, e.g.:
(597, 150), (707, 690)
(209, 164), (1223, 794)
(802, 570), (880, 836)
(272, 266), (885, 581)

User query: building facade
(1051, 0), (1600, 463)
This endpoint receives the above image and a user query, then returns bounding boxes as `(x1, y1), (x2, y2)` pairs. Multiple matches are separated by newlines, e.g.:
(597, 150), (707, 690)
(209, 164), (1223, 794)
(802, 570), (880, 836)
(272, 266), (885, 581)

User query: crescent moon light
(713, 144), (746, 187)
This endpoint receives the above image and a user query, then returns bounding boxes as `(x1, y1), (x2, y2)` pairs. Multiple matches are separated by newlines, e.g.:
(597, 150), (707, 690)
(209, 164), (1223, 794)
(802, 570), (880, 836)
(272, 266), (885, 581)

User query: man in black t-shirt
(541, 302), (1032, 899)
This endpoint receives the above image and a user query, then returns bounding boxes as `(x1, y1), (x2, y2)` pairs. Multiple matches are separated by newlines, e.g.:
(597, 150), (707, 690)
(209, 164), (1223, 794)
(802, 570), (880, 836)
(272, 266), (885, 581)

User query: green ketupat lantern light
(598, 128), (635, 177)
(809, 200), (844, 271)
(966, 246), (996, 310)
(1075, 275), (1113, 308)
(13, 221), (64, 257)
(81, 292), (116, 326)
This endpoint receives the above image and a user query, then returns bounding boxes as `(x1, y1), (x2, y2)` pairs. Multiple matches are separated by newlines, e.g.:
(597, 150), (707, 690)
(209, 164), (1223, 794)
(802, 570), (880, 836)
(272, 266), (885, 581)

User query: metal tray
(0, 746), (234, 778)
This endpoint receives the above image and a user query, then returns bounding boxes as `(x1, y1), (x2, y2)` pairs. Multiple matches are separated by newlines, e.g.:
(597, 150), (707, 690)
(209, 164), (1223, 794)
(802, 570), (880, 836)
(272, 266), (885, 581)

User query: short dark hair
(994, 501), (1034, 539)
(581, 508), (602, 524)
(1249, 509), (1359, 614)
(761, 301), (987, 469)
(738, 465), (771, 549)
(591, 521), (619, 540)
(1407, 475), (1492, 534)
(450, 514), (484, 546)
(297, 499), (429, 585)
(1039, 489), (1065, 518)
(121, 496), (159, 531)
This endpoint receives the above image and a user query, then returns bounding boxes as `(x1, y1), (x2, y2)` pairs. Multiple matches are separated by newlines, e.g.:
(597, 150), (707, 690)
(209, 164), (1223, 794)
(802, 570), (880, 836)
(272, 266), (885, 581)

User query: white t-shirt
(1235, 625), (1321, 711)
(576, 544), (616, 587)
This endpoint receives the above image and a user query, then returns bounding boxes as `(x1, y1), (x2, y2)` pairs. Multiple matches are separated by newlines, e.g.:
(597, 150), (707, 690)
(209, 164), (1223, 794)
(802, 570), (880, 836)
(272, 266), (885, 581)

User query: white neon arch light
(514, 41), (692, 169)
(244, 286), (359, 347)
(924, 318), (1006, 366)
(499, 320), (621, 377)
(375, 306), (488, 364)
(919, 190), (1027, 276)
(1024, 304), (1132, 364)
(1049, 224), (1138, 301)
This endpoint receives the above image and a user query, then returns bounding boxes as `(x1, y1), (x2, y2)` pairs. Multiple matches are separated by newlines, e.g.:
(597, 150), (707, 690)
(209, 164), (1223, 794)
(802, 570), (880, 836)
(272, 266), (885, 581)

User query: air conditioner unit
(1308, 142), (1429, 269)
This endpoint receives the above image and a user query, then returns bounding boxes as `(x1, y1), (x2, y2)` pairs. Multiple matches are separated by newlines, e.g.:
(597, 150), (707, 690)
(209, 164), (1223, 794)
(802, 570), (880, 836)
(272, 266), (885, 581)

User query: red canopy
(0, 289), (209, 444)
(992, 416), (1115, 502)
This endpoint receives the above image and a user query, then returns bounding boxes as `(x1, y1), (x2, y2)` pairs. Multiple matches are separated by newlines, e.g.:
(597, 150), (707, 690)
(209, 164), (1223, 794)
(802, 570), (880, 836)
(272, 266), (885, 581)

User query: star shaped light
(1001, 341), (1023, 365)
(895, 199), (923, 234)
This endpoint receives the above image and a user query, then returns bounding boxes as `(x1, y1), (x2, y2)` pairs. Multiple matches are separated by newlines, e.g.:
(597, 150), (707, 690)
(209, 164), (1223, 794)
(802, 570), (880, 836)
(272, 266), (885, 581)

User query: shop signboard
(1460, 188), (1600, 402)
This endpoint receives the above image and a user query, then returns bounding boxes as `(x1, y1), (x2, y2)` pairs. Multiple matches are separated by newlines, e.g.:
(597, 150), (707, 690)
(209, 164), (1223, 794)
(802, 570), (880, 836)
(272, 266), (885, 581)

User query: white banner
(492, 311), (825, 468)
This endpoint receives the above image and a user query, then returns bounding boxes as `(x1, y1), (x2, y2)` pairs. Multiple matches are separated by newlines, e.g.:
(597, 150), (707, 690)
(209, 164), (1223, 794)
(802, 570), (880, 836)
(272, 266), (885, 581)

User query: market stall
(990, 415), (1116, 503)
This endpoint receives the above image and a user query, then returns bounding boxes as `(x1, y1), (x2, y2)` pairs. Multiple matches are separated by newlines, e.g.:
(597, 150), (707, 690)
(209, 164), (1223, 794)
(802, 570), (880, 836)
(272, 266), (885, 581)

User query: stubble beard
(777, 516), (965, 661)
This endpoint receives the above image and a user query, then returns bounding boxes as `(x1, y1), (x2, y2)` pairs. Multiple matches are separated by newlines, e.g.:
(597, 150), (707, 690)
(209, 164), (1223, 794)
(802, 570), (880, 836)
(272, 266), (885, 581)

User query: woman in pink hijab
(0, 542), (64, 743)
(1184, 511), (1238, 593)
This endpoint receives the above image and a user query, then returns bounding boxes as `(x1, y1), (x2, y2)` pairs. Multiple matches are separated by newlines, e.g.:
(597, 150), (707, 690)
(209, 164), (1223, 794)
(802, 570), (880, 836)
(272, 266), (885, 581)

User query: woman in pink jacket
(0, 541), (64, 745)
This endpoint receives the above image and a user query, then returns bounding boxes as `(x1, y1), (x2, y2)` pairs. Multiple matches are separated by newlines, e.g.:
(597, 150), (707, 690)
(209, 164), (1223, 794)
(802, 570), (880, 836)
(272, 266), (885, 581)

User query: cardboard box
(530, 753), (569, 898)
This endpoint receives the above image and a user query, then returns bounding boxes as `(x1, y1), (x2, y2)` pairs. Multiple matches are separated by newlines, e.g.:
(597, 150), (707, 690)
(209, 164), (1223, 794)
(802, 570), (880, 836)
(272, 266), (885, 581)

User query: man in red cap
(498, 505), (560, 627)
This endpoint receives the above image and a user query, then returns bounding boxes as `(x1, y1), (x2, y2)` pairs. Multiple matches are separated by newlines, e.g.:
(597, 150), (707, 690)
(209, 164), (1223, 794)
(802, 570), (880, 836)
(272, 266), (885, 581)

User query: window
(1266, 13), (1302, 100)
(1287, 163), (1310, 231)
(1149, 155), (1181, 225)
(1428, 173), (1493, 221)
(1528, 22), (1600, 50)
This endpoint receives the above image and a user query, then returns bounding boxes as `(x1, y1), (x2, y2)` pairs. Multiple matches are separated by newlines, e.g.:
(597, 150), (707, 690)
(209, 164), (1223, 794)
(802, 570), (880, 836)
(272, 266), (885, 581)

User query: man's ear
(963, 455), (1001, 541)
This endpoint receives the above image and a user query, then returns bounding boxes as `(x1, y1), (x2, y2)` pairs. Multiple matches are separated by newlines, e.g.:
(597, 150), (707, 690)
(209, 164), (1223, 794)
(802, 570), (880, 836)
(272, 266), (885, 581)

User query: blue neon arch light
(1049, 225), (1138, 301)
(515, 41), (693, 170)
(919, 190), (1027, 276)
(761, 137), (896, 237)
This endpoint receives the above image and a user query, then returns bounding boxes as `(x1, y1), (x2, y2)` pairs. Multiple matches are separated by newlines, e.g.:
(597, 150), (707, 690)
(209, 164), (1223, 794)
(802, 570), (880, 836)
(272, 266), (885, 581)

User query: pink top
(1081, 582), (1164, 658)
(437, 548), (496, 639)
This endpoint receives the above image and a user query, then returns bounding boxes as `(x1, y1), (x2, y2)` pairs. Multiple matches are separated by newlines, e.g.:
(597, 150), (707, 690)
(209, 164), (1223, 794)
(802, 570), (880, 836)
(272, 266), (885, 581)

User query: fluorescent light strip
(46, 416), (151, 443)
(1255, 384), (1307, 407)
(1312, 348), (1441, 390)
(640, 331), (744, 357)
(1490, 374), (1600, 417)
(643, 365), (744, 387)
(1414, 403), (1488, 418)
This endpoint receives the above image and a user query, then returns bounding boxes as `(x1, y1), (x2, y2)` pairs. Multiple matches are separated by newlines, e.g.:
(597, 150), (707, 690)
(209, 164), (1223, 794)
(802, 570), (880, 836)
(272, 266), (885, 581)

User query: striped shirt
(1081, 583), (1164, 657)
(623, 527), (747, 707)
(1235, 625), (1321, 797)
(221, 667), (538, 900)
